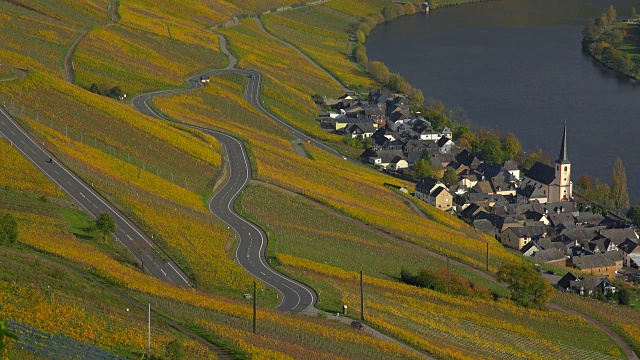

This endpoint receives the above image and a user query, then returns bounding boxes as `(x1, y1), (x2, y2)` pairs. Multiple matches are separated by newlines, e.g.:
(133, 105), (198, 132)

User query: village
(318, 90), (640, 298)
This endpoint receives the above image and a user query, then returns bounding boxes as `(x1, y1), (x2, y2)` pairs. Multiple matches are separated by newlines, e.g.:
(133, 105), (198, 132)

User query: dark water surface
(367, 0), (640, 203)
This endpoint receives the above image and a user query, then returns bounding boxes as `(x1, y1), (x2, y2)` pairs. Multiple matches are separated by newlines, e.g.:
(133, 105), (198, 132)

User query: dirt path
(64, 29), (90, 83)
(548, 303), (639, 360)
(252, 17), (349, 93)
(0, 67), (27, 82)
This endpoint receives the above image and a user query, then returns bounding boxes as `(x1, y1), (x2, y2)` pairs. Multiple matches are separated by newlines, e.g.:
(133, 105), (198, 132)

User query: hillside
(0, 0), (634, 359)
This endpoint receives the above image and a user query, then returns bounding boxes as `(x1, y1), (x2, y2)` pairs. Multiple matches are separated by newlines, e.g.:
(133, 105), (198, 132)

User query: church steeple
(557, 123), (570, 164)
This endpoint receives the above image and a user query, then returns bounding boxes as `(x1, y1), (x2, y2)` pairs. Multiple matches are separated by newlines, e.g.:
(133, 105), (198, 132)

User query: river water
(367, 0), (640, 203)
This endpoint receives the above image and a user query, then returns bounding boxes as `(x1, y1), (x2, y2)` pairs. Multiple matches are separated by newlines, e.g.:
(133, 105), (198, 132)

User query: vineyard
(0, 0), (637, 359)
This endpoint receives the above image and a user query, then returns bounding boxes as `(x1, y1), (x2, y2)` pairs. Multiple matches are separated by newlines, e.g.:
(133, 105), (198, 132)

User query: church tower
(553, 124), (572, 201)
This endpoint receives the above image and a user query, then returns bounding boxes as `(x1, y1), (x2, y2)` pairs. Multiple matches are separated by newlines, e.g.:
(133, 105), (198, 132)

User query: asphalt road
(131, 70), (317, 313)
(0, 106), (192, 288)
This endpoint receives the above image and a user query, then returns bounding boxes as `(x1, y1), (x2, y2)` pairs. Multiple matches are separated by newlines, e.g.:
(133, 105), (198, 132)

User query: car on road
(547, 270), (556, 275)
(248, 74), (254, 78)
(350, 321), (364, 330)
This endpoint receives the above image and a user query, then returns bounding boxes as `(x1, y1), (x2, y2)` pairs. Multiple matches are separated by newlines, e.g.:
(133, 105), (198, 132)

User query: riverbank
(582, 7), (640, 80)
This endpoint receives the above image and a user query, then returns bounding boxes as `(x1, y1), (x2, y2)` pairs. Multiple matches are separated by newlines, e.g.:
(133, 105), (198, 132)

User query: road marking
(260, 272), (265, 276)
(160, 269), (167, 276)
(80, 192), (85, 198)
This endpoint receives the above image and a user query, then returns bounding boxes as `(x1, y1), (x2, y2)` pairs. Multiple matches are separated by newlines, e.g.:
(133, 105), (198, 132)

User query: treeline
(352, 3), (425, 107)
(582, 5), (639, 79)
(399, 267), (493, 300)
(576, 157), (630, 216)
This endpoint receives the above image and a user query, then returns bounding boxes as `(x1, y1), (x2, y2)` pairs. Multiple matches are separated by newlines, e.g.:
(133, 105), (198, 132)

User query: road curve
(131, 69), (316, 313)
(0, 106), (192, 288)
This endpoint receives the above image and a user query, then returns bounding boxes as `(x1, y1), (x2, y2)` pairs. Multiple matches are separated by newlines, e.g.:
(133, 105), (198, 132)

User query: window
(557, 166), (560, 170)
(564, 166), (567, 171)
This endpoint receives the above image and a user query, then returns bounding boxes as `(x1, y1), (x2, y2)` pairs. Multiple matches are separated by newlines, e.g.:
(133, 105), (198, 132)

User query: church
(519, 125), (572, 204)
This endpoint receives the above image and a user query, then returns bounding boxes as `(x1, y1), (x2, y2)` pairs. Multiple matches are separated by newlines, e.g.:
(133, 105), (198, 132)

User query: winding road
(131, 35), (317, 313)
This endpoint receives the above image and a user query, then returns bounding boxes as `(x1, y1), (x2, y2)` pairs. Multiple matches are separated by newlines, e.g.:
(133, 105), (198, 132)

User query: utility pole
(148, 303), (151, 358)
(486, 242), (489, 271)
(360, 271), (364, 321)
(253, 282), (257, 334)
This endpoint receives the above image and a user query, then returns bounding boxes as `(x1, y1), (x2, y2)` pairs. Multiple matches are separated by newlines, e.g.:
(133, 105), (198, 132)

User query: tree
(409, 88), (424, 107)
(413, 158), (435, 179)
(476, 131), (504, 163)
(609, 29), (624, 47)
(501, 132), (522, 161)
(611, 157), (629, 215)
(426, 98), (445, 113)
(108, 86), (123, 99)
(89, 83), (100, 94)
(607, 5), (617, 25)
(597, 13), (609, 27)
(0, 213), (18, 246)
(627, 205), (640, 226)
(594, 178), (612, 212)
(442, 168), (459, 187)
(0, 319), (18, 353)
(617, 287), (631, 305)
(95, 212), (116, 240)
(353, 44), (368, 64)
(577, 174), (596, 203)
(632, 7), (638, 19)
(496, 261), (554, 308)
(520, 147), (552, 170)
(356, 30), (366, 44)
(424, 109), (449, 131)
(165, 339), (185, 360)
(366, 61), (390, 84)
(388, 73), (404, 92)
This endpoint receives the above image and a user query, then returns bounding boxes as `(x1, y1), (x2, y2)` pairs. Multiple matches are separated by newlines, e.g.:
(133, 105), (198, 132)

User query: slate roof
(377, 150), (404, 163)
(548, 213), (575, 227)
(559, 227), (602, 242)
(431, 186), (449, 198)
(359, 148), (378, 160)
(570, 253), (616, 269)
(576, 212), (605, 225)
(416, 177), (442, 194)
(558, 272), (578, 290)
(505, 225), (546, 239)
(519, 184), (546, 199)
(436, 135), (452, 148)
(503, 160), (519, 171)
(524, 162), (556, 185)
(599, 228), (638, 245)
(604, 250), (624, 263)
(618, 239), (640, 254)
(455, 149), (477, 167)
(533, 248), (566, 263)
(476, 163), (506, 180)
(473, 219), (494, 234)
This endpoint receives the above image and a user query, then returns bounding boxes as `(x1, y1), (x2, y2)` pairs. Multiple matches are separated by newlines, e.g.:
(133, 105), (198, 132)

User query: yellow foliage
(0, 139), (63, 196)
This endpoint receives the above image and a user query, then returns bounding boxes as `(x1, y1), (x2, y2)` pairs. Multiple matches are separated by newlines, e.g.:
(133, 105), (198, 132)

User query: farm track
(253, 17), (349, 92)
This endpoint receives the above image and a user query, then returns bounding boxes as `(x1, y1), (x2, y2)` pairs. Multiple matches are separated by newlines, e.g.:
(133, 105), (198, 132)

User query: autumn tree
(476, 131), (504, 163)
(413, 158), (435, 179)
(577, 174), (596, 203)
(353, 44), (368, 64)
(501, 132), (522, 161)
(95, 212), (116, 240)
(607, 5), (617, 25)
(442, 168), (459, 187)
(409, 88), (424, 107)
(611, 157), (630, 215)
(520, 147), (552, 170)
(367, 61), (390, 84)
(594, 178), (612, 212)
(0, 213), (18, 246)
(497, 261), (554, 308)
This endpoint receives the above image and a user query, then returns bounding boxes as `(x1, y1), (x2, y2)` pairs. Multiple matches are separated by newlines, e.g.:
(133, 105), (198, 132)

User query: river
(367, 0), (640, 203)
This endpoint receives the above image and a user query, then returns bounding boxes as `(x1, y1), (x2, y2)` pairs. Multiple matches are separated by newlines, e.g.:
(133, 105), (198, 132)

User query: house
(455, 149), (481, 170)
(599, 228), (639, 246)
(439, 126), (453, 139)
(520, 125), (572, 202)
(473, 219), (494, 235)
(460, 203), (486, 223)
(618, 239), (640, 268)
(361, 149), (403, 168)
(517, 184), (548, 204)
(436, 136), (455, 154)
(568, 253), (617, 278)
(520, 242), (539, 257)
(389, 156), (409, 172)
(503, 160), (520, 180)
(569, 276), (616, 296)
(345, 123), (376, 138)
(557, 272), (578, 291)
(501, 225), (546, 250)
(532, 248), (566, 267)
(429, 187), (453, 211)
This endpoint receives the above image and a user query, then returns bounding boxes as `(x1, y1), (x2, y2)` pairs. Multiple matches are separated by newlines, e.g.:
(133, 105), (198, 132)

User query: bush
(0, 213), (18, 246)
